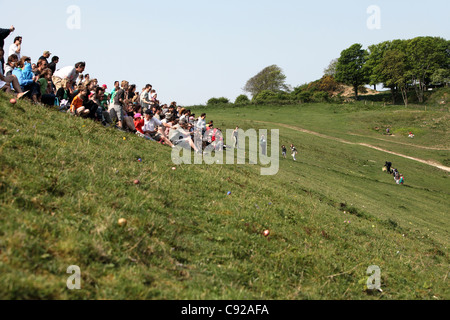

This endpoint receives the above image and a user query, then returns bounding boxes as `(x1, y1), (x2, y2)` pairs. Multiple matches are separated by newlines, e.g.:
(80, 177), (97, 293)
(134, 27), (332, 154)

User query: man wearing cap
(39, 51), (51, 63)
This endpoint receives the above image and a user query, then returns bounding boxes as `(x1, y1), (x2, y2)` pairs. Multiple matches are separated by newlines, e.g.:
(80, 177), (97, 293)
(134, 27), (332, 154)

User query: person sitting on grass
(56, 79), (75, 110)
(92, 86), (112, 124)
(70, 86), (91, 117)
(142, 110), (174, 147)
(12, 56), (40, 103)
(0, 70), (28, 99)
(134, 113), (145, 135)
(169, 120), (200, 153)
(38, 68), (56, 106)
(4, 54), (18, 76)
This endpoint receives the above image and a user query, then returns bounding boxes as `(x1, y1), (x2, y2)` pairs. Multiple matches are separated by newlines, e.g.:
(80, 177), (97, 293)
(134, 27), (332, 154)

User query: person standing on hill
(111, 80), (129, 130)
(0, 25), (15, 75)
(139, 84), (152, 113)
(8, 36), (22, 60)
(260, 134), (267, 156)
(291, 144), (298, 161)
(233, 126), (239, 149)
(39, 51), (51, 64)
(281, 145), (287, 159)
(47, 56), (59, 74)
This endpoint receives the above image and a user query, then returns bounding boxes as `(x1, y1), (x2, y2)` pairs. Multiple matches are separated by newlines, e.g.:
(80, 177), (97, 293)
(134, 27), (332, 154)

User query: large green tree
(377, 49), (410, 106)
(335, 44), (370, 99)
(365, 40), (393, 91)
(406, 37), (448, 102)
(243, 65), (290, 98)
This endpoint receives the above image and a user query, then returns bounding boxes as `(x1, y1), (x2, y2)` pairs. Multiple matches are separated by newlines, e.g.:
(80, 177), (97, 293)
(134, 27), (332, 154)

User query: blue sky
(1, 0), (449, 105)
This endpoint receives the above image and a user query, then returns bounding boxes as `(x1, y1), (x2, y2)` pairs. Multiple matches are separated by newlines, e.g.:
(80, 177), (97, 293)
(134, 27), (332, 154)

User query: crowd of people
(1, 26), (303, 161)
(0, 26), (230, 153)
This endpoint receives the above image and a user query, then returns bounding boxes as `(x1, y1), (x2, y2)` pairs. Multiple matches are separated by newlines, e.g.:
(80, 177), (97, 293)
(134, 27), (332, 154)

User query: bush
(294, 90), (313, 103)
(312, 91), (329, 102)
(252, 90), (277, 105)
(235, 95), (250, 105)
(252, 90), (292, 105)
(207, 97), (230, 106)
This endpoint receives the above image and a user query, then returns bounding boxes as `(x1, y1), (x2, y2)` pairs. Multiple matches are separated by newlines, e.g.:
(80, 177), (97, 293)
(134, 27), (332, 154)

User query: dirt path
(254, 121), (450, 173)
(347, 133), (449, 151)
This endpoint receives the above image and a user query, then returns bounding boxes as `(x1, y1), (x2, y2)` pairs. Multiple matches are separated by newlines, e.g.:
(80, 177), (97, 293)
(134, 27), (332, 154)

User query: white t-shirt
(143, 117), (162, 133)
(8, 44), (20, 60)
(196, 118), (206, 130)
(53, 66), (78, 82)
(0, 80), (6, 89)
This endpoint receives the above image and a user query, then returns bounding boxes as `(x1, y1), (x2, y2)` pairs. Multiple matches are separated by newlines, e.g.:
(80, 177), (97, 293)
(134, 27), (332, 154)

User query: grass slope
(0, 93), (448, 300)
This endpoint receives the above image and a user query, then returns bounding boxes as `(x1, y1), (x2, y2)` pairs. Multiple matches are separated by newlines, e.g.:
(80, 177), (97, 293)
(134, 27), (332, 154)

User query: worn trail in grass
(253, 120), (450, 172)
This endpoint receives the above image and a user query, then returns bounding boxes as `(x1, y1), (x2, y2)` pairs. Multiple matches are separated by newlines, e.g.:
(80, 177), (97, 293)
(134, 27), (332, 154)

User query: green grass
(0, 93), (448, 300)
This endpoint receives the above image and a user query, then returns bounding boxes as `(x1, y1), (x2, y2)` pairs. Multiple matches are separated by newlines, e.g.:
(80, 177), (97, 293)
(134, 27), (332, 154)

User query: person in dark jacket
(0, 25), (15, 74)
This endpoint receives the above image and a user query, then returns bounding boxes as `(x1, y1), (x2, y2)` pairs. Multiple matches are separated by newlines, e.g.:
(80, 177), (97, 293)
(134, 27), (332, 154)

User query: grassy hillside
(0, 92), (448, 300)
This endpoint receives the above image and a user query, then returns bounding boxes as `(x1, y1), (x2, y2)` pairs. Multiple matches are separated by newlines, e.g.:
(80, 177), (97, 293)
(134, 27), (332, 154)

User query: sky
(1, 0), (449, 105)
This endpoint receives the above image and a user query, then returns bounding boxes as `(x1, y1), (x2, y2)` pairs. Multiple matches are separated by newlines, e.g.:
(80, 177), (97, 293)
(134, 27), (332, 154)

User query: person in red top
(134, 113), (145, 134)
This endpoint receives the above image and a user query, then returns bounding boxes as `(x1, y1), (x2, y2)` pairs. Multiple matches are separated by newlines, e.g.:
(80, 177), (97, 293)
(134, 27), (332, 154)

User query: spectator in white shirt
(52, 61), (86, 91)
(142, 110), (174, 147)
(8, 36), (21, 60)
(196, 113), (207, 134)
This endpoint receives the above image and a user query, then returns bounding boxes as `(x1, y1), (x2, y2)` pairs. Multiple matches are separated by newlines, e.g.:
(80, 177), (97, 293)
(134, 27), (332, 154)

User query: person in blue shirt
(12, 57), (40, 103)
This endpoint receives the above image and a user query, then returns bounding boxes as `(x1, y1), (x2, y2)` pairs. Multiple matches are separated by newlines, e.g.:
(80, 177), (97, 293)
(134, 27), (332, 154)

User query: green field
(0, 93), (448, 300)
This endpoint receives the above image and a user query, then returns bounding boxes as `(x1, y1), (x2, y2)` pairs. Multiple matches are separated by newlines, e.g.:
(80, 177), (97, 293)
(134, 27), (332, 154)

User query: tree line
(207, 36), (449, 107)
